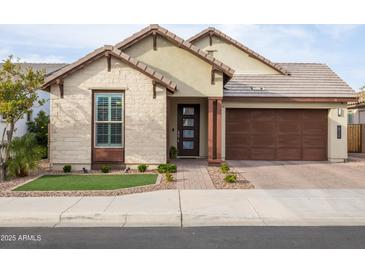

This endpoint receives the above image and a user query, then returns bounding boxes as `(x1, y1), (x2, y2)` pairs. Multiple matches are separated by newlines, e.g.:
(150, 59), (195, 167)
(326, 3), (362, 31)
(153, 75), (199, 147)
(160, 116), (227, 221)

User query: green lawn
(14, 174), (158, 191)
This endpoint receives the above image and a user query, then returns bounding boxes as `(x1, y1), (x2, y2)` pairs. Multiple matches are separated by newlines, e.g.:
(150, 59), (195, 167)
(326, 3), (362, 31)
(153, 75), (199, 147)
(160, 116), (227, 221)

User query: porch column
(208, 97), (223, 165)
(208, 98), (214, 162)
(216, 98), (222, 161)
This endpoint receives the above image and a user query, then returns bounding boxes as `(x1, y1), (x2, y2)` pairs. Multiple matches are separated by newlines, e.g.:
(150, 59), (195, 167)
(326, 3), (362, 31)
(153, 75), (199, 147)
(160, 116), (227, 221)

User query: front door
(177, 104), (200, 157)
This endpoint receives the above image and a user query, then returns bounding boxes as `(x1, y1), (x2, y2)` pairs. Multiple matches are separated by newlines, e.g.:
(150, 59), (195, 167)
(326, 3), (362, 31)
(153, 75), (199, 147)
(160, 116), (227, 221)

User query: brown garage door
(226, 109), (328, 161)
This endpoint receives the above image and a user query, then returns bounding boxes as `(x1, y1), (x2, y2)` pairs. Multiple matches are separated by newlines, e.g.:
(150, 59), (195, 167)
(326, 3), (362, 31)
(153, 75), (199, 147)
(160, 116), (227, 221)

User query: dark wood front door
(177, 104), (200, 157)
(226, 109), (328, 161)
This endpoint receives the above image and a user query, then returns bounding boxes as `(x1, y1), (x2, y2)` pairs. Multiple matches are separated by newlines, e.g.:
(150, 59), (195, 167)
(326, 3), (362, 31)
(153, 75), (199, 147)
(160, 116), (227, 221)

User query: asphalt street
(1, 226), (365, 248)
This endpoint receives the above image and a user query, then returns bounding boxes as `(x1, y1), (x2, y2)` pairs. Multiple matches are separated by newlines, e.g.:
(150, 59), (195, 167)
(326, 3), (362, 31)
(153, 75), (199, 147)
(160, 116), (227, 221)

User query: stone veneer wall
(50, 56), (167, 170)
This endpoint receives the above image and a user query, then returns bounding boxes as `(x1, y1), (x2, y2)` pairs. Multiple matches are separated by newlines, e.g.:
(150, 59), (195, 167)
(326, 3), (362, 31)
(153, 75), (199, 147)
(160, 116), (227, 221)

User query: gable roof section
(42, 46), (177, 92)
(115, 24), (235, 77)
(187, 27), (290, 76)
(224, 63), (356, 100)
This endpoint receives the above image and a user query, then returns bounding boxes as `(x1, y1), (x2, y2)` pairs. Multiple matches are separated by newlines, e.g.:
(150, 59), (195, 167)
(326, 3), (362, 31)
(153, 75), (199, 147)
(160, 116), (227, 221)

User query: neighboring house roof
(115, 24), (235, 77)
(42, 46), (177, 92)
(0, 63), (67, 74)
(187, 27), (289, 76)
(224, 63), (356, 99)
(348, 91), (365, 109)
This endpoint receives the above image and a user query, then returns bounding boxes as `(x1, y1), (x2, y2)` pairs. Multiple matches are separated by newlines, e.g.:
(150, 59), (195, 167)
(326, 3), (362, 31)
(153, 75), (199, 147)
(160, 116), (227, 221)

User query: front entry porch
(167, 97), (222, 165)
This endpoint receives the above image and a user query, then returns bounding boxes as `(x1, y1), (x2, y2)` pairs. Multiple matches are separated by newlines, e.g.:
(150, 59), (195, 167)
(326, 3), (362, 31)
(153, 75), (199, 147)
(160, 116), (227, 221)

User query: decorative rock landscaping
(207, 166), (255, 189)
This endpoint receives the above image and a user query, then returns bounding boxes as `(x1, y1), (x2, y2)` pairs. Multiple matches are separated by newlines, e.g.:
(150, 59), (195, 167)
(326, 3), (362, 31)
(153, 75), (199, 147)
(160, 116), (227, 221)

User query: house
(41, 25), (356, 170)
(348, 91), (365, 124)
(0, 63), (66, 139)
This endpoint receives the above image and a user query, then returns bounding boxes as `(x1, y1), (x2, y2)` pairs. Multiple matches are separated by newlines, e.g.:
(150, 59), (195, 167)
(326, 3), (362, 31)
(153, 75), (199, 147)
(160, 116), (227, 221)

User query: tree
(27, 110), (49, 158)
(0, 56), (44, 181)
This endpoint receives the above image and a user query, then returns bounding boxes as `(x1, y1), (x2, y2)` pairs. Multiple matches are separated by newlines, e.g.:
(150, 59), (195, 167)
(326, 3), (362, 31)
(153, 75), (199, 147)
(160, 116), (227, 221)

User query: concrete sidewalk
(2, 189), (365, 227)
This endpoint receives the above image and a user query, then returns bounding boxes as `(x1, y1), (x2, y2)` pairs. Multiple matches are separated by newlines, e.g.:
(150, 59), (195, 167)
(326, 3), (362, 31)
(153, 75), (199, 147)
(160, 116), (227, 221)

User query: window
(95, 93), (123, 147)
(348, 111), (353, 124)
(337, 125), (342, 139)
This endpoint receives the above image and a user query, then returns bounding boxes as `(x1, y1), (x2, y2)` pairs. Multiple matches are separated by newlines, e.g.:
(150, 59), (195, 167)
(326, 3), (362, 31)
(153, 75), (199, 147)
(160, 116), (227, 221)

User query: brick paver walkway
(173, 159), (215, 190)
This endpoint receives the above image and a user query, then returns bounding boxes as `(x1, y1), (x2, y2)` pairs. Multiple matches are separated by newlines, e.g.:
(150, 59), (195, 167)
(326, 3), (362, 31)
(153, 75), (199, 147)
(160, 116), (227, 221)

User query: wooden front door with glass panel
(177, 104), (200, 157)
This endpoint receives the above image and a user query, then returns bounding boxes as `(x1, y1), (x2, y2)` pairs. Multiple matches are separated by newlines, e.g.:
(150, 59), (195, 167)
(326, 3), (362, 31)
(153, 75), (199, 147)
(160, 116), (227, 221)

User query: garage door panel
(251, 135), (275, 146)
(277, 134), (301, 147)
(250, 110), (276, 121)
(226, 148), (250, 160)
(226, 133), (250, 144)
(250, 148), (276, 160)
(276, 110), (302, 121)
(277, 122), (301, 134)
(303, 135), (327, 147)
(302, 110), (327, 120)
(226, 120), (250, 128)
(277, 148), (301, 160)
(303, 148), (326, 161)
(226, 108), (327, 161)
(251, 122), (275, 133)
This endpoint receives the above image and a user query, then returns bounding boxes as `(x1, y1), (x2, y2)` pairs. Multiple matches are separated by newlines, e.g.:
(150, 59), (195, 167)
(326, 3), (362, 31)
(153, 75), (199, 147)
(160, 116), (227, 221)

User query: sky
(0, 24), (364, 90)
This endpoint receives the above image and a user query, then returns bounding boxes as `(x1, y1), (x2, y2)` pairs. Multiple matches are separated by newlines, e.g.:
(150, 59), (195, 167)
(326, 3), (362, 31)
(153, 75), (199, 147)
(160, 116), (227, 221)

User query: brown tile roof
(187, 27), (290, 75)
(348, 91), (365, 108)
(42, 46), (177, 92)
(115, 24), (235, 77)
(224, 63), (356, 99)
(0, 62), (67, 74)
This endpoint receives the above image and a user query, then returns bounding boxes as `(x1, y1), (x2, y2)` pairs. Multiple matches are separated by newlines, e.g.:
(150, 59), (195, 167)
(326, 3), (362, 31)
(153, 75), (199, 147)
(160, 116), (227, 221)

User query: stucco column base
(208, 159), (223, 166)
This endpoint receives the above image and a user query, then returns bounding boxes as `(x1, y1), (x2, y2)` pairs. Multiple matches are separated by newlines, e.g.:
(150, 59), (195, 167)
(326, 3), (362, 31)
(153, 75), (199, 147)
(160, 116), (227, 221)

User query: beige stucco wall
(124, 35), (223, 97)
(167, 97), (208, 158)
(50, 56), (167, 170)
(221, 101), (348, 162)
(193, 36), (280, 74)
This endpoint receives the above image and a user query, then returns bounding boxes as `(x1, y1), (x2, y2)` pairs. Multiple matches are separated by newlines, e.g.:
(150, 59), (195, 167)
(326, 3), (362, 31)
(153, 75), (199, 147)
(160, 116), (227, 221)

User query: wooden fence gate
(348, 124), (364, 153)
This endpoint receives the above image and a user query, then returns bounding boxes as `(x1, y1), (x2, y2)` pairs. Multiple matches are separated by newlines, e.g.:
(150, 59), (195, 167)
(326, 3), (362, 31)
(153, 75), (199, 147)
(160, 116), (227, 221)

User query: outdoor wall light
(338, 108), (343, 117)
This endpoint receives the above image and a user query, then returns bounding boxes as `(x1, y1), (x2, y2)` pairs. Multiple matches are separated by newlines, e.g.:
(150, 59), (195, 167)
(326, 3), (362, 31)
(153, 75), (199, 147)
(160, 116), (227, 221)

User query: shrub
(169, 146), (177, 159)
(224, 173), (237, 183)
(101, 165), (111, 173)
(63, 165), (72, 173)
(220, 162), (230, 174)
(157, 163), (177, 174)
(138, 164), (148, 173)
(165, 172), (174, 182)
(7, 133), (43, 177)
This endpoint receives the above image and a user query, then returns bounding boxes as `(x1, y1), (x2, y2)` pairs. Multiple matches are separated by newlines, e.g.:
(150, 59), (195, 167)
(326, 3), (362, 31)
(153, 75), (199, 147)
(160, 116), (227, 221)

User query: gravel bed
(0, 170), (176, 197)
(207, 166), (255, 189)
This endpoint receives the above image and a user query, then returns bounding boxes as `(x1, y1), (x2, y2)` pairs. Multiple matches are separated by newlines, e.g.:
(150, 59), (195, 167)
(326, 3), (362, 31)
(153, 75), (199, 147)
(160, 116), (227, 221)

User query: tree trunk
(0, 163), (4, 182)
(0, 122), (15, 182)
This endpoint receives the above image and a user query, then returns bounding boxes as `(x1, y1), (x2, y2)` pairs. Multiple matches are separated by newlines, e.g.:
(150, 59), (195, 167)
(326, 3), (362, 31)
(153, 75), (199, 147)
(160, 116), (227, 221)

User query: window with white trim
(95, 93), (123, 147)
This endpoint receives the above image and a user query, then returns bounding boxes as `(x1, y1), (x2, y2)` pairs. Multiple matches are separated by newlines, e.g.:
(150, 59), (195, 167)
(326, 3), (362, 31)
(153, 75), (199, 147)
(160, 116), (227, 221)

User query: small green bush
(100, 165), (111, 173)
(165, 172), (174, 182)
(220, 162), (230, 174)
(63, 165), (72, 173)
(7, 133), (43, 177)
(138, 164), (148, 173)
(224, 173), (237, 183)
(157, 163), (177, 174)
(169, 146), (177, 159)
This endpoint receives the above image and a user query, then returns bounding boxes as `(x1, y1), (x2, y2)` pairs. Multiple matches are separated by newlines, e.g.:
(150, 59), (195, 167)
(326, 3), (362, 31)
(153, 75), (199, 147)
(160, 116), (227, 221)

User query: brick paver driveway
(228, 160), (365, 189)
